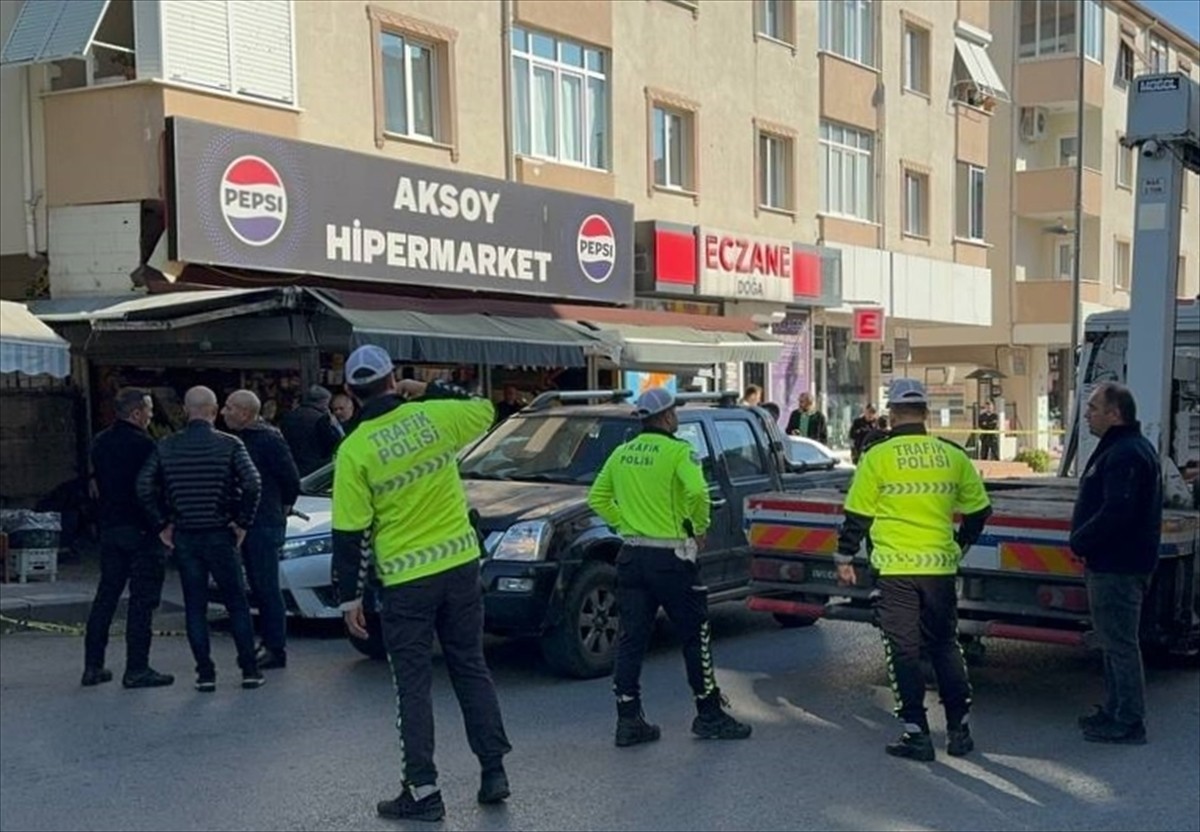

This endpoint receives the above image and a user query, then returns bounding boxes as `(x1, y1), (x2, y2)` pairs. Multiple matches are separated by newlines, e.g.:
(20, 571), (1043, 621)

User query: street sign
(880, 351), (894, 374)
(852, 306), (885, 342)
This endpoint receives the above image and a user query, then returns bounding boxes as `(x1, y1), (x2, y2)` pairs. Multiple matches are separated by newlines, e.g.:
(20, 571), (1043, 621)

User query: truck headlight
(490, 521), (552, 562)
(280, 534), (333, 560)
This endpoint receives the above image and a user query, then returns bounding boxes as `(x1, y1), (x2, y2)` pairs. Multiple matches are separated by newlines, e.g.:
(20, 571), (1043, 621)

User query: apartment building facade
(913, 0), (1200, 451)
(0, 0), (1002, 447)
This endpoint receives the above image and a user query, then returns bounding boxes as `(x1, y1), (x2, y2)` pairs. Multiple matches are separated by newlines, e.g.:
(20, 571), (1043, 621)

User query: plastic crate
(7, 548), (58, 583)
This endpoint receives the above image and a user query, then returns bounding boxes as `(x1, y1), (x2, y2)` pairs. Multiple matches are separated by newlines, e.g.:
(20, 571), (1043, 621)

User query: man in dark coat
(785, 392), (829, 445)
(280, 385), (342, 475)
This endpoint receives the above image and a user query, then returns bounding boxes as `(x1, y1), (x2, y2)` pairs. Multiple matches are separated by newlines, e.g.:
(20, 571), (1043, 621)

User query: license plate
(808, 566), (840, 584)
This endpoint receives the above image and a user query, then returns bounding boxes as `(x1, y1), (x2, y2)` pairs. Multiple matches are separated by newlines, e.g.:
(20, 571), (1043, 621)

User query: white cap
(344, 345), (394, 386)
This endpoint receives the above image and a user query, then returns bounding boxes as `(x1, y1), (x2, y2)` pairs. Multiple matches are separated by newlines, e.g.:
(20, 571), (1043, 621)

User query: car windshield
(459, 414), (639, 484)
(300, 463), (335, 497)
(786, 438), (834, 467)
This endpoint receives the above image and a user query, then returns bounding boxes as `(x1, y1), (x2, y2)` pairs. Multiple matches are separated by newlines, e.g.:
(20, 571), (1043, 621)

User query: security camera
(1142, 139), (1161, 158)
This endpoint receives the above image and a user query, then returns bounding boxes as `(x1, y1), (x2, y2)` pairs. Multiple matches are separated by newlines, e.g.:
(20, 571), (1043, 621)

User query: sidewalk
(1, 552), (185, 630)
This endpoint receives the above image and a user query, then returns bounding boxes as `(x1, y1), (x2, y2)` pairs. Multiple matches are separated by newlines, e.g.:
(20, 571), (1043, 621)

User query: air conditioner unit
(1019, 106), (1048, 142)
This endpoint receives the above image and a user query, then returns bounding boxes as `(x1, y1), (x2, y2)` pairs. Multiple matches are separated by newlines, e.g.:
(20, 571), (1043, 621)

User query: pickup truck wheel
(773, 613), (818, 628)
(346, 607), (387, 661)
(541, 562), (619, 679)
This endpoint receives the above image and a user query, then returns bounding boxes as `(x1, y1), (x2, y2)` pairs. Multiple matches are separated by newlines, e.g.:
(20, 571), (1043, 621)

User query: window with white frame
(1018, 0), (1078, 59)
(1117, 40), (1135, 84)
(758, 0), (793, 44)
(1149, 34), (1168, 72)
(512, 28), (608, 170)
(1059, 135), (1078, 168)
(653, 106), (693, 190)
(820, 121), (874, 220)
(819, 0), (874, 67)
(904, 24), (929, 95)
(1114, 239), (1131, 290)
(1056, 239), (1075, 280)
(381, 32), (436, 140)
(902, 169), (929, 237)
(1082, 0), (1103, 62)
(1116, 135), (1133, 188)
(956, 163), (985, 241)
(758, 132), (793, 210)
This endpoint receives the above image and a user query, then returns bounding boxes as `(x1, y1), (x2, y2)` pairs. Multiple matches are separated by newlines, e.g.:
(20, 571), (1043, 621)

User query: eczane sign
(697, 228), (794, 302)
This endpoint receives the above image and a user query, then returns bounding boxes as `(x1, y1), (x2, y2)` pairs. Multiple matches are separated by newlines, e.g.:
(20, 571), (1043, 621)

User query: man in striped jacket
(137, 386), (263, 692)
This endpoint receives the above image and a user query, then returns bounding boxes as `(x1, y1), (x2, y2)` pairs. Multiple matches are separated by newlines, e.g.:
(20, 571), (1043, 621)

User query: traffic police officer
(332, 345), (511, 822)
(588, 388), (752, 747)
(836, 379), (992, 761)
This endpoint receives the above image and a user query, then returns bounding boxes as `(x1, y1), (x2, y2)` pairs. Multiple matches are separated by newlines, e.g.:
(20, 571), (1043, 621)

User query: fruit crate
(6, 547), (58, 583)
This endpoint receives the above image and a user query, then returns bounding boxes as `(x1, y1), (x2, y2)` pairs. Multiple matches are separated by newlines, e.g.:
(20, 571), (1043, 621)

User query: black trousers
(84, 525), (165, 673)
(612, 545), (717, 701)
(875, 575), (972, 731)
(979, 436), (1000, 460)
(380, 559), (511, 789)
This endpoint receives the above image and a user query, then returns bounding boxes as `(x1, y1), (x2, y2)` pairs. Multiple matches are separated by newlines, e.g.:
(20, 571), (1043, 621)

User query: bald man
(138, 386), (265, 691)
(223, 390), (301, 669)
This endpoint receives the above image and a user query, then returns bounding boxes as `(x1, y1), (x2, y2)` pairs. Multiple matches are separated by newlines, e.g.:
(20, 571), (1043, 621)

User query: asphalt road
(1, 605), (1197, 832)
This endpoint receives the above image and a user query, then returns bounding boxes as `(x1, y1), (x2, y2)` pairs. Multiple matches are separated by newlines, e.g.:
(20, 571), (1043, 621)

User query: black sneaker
(376, 789), (445, 822)
(81, 667), (113, 687)
(616, 715), (662, 747)
(886, 731), (936, 762)
(947, 725), (974, 757)
(241, 670), (266, 689)
(123, 668), (175, 689)
(255, 647), (287, 670)
(1083, 719), (1147, 745)
(478, 768), (510, 805)
(1077, 705), (1113, 730)
(195, 672), (217, 693)
(692, 692), (752, 740)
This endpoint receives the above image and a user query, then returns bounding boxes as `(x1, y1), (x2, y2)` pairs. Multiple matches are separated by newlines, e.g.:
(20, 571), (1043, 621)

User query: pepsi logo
(577, 214), (616, 284)
(220, 155), (287, 247)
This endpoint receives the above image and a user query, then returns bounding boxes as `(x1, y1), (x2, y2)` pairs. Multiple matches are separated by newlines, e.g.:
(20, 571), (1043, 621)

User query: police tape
(934, 428), (1067, 436)
(0, 614), (189, 638)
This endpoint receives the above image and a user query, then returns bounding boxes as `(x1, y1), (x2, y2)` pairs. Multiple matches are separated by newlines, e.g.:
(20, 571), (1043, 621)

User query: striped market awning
(0, 300), (70, 378)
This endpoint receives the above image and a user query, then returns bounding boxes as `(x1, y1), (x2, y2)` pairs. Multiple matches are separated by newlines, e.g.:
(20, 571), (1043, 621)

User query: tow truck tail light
(1037, 585), (1089, 613)
(750, 559), (806, 583)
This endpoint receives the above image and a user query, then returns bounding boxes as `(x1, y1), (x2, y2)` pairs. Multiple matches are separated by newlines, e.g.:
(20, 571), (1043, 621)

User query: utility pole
(1064, 34), (1087, 474)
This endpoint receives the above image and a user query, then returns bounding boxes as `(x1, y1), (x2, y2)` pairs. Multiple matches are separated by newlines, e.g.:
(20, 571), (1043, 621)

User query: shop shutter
(1, 0), (108, 66)
(162, 0), (231, 92)
(230, 0), (295, 104)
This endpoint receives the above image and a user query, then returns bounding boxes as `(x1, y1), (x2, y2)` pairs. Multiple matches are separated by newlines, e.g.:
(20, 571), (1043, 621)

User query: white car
(784, 436), (855, 471)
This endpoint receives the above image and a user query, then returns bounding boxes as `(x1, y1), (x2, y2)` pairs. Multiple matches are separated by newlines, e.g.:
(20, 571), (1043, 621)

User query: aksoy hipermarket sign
(165, 118), (634, 304)
(696, 227), (794, 302)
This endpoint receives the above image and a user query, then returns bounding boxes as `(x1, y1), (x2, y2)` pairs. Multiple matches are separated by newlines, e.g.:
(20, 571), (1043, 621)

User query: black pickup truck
(322, 390), (852, 678)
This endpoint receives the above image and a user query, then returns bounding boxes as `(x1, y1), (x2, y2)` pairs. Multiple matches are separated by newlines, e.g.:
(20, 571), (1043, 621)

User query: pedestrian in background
(588, 388), (752, 748)
(836, 379), (992, 761)
(741, 385), (762, 407)
(977, 401), (1000, 461)
(849, 403), (882, 464)
(1070, 382), (1162, 745)
(222, 390), (301, 670)
(330, 392), (360, 437)
(494, 385), (524, 422)
(281, 385), (342, 475)
(82, 387), (174, 690)
(332, 345), (511, 822)
(786, 392), (829, 444)
(137, 386), (264, 693)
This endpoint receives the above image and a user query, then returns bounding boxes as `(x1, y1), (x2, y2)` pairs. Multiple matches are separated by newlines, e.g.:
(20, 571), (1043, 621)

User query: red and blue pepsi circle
(577, 214), (616, 284)
(220, 155), (288, 247)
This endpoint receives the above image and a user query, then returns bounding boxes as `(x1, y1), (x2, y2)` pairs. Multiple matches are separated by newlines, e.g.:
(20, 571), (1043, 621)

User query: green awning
(579, 322), (782, 366)
(314, 302), (616, 368)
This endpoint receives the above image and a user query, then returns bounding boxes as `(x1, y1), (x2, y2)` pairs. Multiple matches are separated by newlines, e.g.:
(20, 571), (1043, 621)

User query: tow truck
(744, 72), (1200, 662)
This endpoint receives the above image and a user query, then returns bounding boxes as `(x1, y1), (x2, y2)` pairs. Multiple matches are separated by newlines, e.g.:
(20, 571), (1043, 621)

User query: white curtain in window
(513, 57), (530, 155)
(381, 33), (407, 135)
(587, 77), (607, 169)
(559, 73), (583, 164)
(409, 43), (434, 138)
(532, 65), (556, 157)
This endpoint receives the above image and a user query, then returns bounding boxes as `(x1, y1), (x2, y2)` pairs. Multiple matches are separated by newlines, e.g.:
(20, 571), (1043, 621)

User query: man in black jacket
(137, 386), (264, 692)
(1070, 382), (1162, 745)
(281, 385), (342, 475)
(976, 401), (1000, 461)
(223, 390), (301, 670)
(82, 388), (174, 689)
(848, 403), (881, 464)
(786, 392), (829, 445)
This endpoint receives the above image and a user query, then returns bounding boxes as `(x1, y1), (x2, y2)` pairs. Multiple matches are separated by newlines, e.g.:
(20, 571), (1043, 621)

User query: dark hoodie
(1069, 422), (1162, 575)
(235, 419), (302, 528)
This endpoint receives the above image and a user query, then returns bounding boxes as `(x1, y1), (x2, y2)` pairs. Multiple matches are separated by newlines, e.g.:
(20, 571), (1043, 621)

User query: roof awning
(28, 288), (289, 329)
(577, 321), (783, 367)
(0, 300), (70, 378)
(0, 0), (110, 66)
(309, 291), (617, 368)
(954, 37), (1010, 103)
